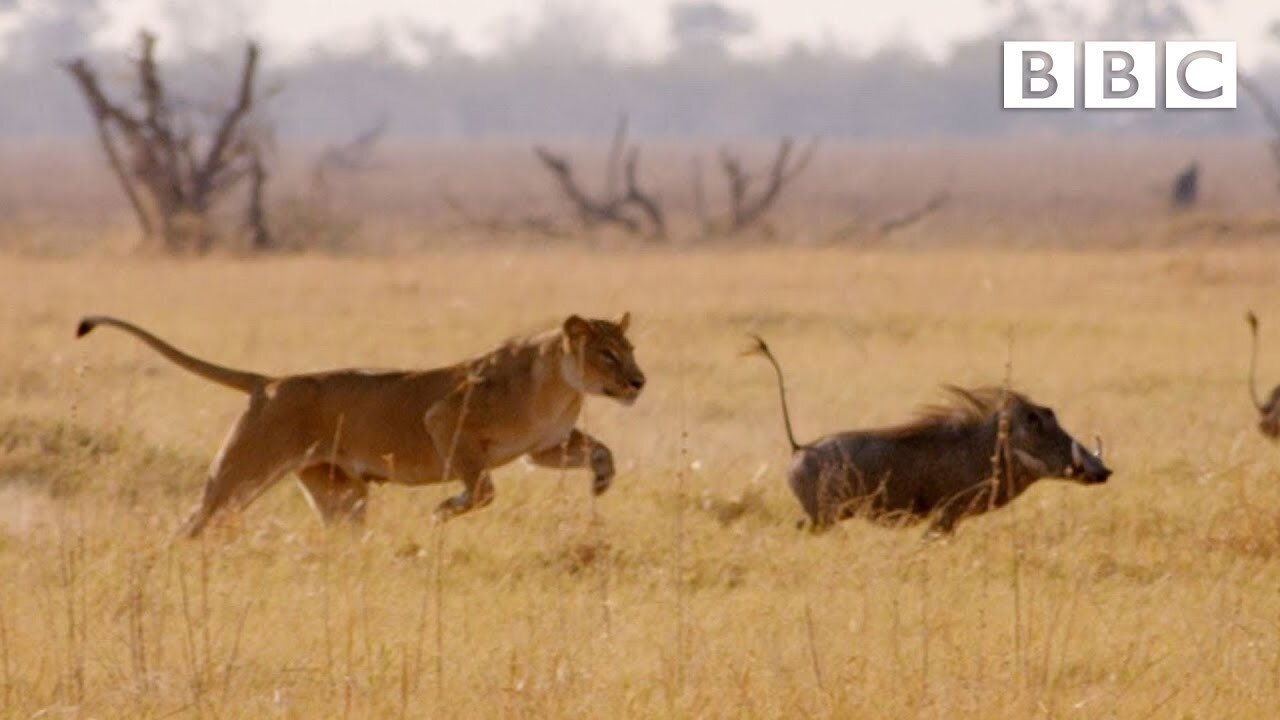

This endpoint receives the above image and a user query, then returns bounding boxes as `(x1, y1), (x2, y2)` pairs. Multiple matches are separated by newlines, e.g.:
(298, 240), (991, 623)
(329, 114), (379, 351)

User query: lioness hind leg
(297, 464), (368, 526)
(178, 408), (306, 538)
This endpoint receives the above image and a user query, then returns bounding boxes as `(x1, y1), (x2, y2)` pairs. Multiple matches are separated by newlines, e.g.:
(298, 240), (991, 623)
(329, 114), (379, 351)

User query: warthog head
(1247, 311), (1280, 439)
(997, 391), (1111, 485)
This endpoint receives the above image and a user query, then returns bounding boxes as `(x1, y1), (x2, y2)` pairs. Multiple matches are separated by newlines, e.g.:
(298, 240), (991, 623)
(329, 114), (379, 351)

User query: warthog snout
(1068, 438), (1111, 484)
(1260, 415), (1280, 439)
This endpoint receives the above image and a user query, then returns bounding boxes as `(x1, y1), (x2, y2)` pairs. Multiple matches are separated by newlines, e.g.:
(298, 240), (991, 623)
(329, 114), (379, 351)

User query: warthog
(1246, 311), (1280, 439)
(748, 335), (1112, 533)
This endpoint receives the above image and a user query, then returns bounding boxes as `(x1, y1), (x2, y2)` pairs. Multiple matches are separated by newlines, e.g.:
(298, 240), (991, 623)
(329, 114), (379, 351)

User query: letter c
(1177, 50), (1223, 100)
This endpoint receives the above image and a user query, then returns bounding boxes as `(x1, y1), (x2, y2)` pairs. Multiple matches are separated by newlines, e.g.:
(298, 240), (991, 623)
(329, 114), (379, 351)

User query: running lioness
(76, 314), (646, 536)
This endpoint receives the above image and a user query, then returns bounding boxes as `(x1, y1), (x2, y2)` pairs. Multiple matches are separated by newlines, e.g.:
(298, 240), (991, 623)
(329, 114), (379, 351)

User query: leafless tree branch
(604, 114), (628, 200)
(716, 136), (818, 235)
(65, 59), (154, 237)
(533, 114), (666, 241)
(64, 31), (272, 253)
(1239, 72), (1280, 195)
(310, 117), (389, 201)
(877, 190), (950, 237)
(622, 149), (666, 239)
(195, 41), (260, 202)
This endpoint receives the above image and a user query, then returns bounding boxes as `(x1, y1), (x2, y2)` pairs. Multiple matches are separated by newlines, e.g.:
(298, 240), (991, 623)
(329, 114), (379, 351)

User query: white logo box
(1002, 41), (1237, 109)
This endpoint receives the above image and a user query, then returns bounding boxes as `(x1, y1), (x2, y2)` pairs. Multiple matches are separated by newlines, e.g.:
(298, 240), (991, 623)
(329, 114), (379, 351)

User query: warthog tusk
(1094, 434), (1104, 461)
(1071, 440), (1085, 468)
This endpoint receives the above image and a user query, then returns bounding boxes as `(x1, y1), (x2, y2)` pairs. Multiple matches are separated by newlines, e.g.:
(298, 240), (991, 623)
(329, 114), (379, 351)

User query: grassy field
(3, 245), (1280, 717)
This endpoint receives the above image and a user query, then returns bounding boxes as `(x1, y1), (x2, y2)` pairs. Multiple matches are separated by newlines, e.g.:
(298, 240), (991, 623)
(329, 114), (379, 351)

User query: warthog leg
(927, 483), (993, 536)
(527, 429), (616, 495)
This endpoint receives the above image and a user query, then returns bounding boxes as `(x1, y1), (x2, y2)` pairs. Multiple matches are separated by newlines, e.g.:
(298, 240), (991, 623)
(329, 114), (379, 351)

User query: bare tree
(714, 137), (817, 235)
(691, 156), (714, 239)
(534, 114), (667, 241)
(1240, 73), (1280, 197)
(877, 189), (951, 237)
(64, 31), (272, 252)
(272, 118), (388, 253)
(310, 115), (388, 197)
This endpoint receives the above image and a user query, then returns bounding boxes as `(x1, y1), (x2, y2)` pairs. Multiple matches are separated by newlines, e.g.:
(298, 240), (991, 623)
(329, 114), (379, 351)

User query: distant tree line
(0, 0), (1276, 141)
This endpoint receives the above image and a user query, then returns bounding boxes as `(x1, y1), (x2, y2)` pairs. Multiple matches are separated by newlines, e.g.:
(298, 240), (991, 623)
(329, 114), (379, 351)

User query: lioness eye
(601, 350), (620, 366)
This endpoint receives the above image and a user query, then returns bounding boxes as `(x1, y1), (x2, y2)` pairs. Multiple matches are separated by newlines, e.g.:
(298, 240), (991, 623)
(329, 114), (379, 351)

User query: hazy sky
(34, 0), (1280, 66)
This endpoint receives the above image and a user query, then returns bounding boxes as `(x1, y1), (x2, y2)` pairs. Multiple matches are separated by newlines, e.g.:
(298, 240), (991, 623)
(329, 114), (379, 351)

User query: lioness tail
(77, 315), (267, 394)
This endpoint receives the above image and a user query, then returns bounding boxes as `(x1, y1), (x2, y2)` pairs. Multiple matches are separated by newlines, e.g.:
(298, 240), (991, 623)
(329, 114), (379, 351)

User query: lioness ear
(563, 315), (592, 339)
(616, 311), (631, 333)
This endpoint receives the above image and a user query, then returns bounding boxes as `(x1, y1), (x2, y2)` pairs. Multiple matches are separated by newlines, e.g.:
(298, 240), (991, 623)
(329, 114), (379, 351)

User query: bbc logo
(1003, 41), (1237, 109)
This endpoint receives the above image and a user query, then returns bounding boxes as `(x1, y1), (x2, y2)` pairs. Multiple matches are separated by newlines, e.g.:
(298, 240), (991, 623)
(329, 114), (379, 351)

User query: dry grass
(2, 245), (1280, 717)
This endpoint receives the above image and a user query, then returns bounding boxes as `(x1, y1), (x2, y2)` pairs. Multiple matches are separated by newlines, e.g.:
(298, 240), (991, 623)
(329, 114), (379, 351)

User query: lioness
(76, 313), (646, 536)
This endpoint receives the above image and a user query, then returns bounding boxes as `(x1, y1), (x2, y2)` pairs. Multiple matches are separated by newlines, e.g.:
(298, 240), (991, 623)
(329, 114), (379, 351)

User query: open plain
(2, 138), (1280, 717)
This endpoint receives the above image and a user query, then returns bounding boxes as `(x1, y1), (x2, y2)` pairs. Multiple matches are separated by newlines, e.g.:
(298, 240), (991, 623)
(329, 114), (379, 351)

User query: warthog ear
(563, 315), (592, 339)
(616, 311), (631, 333)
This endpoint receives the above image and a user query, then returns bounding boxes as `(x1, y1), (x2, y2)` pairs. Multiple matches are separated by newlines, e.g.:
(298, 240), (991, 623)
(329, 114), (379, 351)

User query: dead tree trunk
(715, 137), (817, 236)
(534, 114), (667, 241)
(691, 156), (713, 239)
(1240, 73), (1280, 198)
(246, 149), (272, 251)
(65, 31), (271, 253)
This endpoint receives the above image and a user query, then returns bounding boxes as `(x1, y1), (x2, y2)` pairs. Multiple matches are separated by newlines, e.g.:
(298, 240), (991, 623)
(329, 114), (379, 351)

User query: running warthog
(1246, 311), (1280, 439)
(748, 335), (1111, 533)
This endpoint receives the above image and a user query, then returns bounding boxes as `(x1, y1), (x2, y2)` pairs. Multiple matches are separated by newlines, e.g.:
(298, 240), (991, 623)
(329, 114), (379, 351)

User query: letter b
(1022, 51), (1057, 99)
(1084, 42), (1155, 108)
(1103, 51), (1137, 98)
(1003, 42), (1074, 109)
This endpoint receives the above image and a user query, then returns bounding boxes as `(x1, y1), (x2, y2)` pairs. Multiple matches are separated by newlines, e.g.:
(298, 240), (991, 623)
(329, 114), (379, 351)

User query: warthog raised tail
(1247, 311), (1280, 439)
(748, 335), (1111, 533)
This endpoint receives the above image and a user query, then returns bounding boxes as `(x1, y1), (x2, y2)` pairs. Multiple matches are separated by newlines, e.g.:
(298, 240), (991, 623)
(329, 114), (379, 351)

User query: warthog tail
(1248, 310), (1266, 411)
(746, 334), (803, 452)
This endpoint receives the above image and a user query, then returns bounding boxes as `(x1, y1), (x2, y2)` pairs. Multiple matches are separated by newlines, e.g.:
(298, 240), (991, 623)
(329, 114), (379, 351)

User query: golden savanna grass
(3, 244), (1280, 718)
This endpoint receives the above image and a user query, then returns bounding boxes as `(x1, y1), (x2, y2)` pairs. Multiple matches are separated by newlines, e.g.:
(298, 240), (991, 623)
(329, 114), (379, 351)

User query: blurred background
(2, 0), (1279, 252)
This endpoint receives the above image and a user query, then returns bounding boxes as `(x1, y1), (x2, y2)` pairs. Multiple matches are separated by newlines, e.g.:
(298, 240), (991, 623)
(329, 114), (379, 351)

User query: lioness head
(561, 312), (646, 404)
